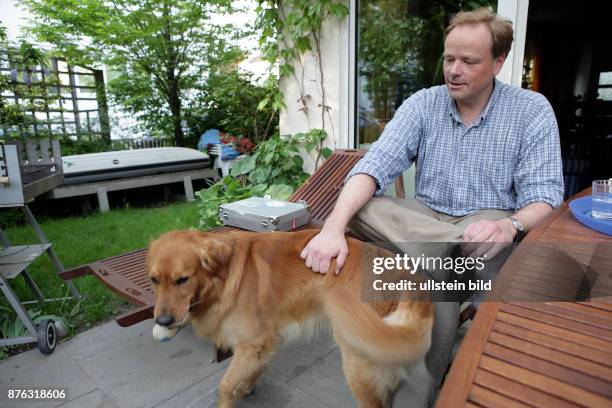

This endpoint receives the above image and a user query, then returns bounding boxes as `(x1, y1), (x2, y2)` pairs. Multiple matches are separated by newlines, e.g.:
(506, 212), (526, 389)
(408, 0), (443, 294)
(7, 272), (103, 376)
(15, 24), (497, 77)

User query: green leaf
(292, 155), (304, 168)
(295, 36), (311, 53)
(271, 168), (281, 178)
(263, 151), (274, 164)
(197, 187), (218, 201)
(321, 147), (333, 159)
(229, 156), (256, 176)
(265, 184), (294, 201)
(329, 4), (349, 18)
(248, 166), (271, 184)
(304, 142), (315, 153)
(257, 97), (270, 111)
(279, 63), (295, 77)
(251, 184), (268, 196)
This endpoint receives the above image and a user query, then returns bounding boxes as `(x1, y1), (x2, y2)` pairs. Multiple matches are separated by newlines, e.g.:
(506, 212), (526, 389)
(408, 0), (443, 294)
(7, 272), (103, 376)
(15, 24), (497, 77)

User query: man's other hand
(462, 219), (516, 260)
(300, 229), (348, 274)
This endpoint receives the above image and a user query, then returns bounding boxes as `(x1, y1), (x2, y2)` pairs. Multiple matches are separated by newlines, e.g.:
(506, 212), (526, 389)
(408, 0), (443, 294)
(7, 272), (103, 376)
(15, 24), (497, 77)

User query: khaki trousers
(349, 196), (511, 407)
(349, 196), (512, 244)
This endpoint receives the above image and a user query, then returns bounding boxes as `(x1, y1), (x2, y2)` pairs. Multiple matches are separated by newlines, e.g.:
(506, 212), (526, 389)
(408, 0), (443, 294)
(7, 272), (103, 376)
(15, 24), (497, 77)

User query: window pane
(597, 87), (612, 101)
(598, 71), (612, 86)
(356, 0), (497, 146)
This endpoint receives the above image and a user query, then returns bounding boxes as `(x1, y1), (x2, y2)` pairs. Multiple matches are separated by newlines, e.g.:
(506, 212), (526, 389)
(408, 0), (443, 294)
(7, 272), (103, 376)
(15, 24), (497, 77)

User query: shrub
(229, 133), (308, 189)
(197, 133), (309, 230)
(185, 70), (278, 145)
(59, 136), (110, 156)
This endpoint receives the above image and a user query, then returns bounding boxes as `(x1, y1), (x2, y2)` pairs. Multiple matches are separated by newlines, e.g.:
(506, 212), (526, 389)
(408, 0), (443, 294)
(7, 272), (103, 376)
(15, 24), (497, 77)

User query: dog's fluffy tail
(322, 287), (434, 365)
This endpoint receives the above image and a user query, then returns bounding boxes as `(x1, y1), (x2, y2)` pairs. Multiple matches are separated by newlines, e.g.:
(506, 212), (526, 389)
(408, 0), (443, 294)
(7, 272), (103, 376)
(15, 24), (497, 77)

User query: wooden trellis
(0, 49), (110, 141)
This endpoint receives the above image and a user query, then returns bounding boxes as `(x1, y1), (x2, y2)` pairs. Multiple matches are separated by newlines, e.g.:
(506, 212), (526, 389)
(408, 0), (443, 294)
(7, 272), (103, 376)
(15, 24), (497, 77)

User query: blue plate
(569, 196), (612, 236)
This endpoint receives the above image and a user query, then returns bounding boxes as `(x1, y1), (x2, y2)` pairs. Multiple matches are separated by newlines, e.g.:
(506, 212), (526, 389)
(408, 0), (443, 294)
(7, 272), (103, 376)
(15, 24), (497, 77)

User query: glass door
(355, 0), (497, 147)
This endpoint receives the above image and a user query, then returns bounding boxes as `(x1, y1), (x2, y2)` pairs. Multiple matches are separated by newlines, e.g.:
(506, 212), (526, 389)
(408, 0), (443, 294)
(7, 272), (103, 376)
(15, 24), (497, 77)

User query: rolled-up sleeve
(346, 91), (424, 196)
(514, 98), (564, 209)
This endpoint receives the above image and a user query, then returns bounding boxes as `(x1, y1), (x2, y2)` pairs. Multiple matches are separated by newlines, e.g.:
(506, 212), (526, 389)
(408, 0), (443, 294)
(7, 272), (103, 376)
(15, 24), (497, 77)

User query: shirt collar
(448, 78), (500, 127)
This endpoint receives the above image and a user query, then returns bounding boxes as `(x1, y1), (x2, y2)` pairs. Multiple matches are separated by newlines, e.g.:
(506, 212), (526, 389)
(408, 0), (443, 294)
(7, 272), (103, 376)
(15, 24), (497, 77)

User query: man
(300, 8), (563, 406)
(301, 8), (563, 274)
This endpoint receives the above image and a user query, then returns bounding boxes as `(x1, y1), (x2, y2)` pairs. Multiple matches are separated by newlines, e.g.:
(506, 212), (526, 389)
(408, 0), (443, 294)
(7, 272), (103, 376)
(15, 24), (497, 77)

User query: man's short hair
(446, 8), (514, 59)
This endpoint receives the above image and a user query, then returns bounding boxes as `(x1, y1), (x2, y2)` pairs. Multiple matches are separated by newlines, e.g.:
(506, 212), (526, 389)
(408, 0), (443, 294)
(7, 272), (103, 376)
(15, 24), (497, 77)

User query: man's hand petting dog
(300, 227), (348, 275)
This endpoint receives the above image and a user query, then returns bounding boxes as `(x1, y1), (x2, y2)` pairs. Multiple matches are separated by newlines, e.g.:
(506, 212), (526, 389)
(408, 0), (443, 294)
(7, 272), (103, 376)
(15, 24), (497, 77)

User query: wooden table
(437, 189), (612, 407)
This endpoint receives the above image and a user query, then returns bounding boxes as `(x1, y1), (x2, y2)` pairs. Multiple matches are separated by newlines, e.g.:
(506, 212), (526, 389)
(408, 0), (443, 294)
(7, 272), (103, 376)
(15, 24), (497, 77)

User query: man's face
(443, 23), (505, 104)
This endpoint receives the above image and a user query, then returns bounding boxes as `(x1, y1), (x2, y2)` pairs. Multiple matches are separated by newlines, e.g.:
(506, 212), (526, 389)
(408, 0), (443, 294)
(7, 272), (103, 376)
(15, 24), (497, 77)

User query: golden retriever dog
(146, 229), (434, 408)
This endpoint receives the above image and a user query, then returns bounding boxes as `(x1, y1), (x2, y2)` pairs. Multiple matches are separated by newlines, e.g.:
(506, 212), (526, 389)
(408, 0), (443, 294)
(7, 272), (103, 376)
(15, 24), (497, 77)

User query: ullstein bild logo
(371, 278), (491, 292)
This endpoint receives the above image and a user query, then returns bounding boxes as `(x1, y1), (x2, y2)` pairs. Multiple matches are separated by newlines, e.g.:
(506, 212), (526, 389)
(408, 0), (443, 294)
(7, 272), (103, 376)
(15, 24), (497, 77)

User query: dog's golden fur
(147, 229), (434, 408)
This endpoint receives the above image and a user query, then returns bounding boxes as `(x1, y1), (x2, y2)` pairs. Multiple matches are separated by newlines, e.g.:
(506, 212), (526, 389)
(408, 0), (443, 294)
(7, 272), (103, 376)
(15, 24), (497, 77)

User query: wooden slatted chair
(60, 149), (366, 327)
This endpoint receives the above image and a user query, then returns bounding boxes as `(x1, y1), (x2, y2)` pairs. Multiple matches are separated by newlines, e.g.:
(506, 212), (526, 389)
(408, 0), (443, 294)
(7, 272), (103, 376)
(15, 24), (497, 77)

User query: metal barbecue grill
(1, 139), (64, 206)
(1, 139), (80, 355)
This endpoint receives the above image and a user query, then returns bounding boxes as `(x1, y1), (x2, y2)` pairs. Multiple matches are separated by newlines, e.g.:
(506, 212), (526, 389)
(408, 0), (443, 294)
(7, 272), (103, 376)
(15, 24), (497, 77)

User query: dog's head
(146, 230), (233, 329)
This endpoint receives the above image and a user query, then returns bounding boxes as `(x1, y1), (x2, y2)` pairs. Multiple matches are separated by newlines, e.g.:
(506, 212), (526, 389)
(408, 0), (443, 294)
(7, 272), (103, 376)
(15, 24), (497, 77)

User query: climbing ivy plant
(255, 0), (348, 168)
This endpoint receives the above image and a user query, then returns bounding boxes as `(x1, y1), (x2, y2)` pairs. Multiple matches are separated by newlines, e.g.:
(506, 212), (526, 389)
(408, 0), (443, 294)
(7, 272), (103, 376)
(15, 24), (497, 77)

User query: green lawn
(1, 201), (200, 358)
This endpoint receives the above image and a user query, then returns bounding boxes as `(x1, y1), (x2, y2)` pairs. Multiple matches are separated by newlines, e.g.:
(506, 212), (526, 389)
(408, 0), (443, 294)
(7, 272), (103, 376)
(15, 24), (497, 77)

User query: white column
(347, 0), (357, 149)
(497, 0), (530, 86)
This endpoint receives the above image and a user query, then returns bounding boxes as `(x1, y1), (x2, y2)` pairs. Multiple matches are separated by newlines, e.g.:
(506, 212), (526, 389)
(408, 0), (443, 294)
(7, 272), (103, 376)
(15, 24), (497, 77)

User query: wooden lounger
(60, 149), (366, 327)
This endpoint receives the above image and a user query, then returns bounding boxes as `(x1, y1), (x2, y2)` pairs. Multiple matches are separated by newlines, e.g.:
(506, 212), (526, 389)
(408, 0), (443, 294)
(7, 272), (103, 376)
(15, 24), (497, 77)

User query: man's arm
(463, 202), (554, 258)
(301, 90), (426, 273)
(300, 174), (376, 274)
(464, 201), (554, 241)
(465, 94), (563, 258)
(509, 202), (554, 233)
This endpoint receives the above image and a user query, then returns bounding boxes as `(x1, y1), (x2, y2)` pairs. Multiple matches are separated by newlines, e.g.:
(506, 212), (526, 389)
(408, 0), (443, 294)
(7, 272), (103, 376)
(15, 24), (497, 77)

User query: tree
(23, 0), (242, 146)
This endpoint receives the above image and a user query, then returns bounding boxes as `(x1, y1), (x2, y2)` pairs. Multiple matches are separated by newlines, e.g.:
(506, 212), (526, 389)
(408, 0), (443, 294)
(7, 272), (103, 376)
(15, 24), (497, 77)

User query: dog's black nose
(155, 314), (175, 327)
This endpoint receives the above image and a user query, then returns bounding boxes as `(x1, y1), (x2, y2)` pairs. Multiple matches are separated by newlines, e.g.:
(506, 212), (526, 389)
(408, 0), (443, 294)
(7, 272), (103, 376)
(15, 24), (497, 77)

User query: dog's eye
(176, 277), (189, 286)
(150, 277), (159, 285)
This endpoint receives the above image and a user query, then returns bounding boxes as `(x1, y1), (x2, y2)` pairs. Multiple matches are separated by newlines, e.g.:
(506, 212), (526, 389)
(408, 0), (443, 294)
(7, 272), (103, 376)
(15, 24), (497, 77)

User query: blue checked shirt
(348, 79), (564, 216)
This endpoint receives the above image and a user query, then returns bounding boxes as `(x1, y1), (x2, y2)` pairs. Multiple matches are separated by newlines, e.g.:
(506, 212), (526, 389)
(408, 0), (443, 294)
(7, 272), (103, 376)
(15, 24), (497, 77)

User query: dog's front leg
(217, 340), (274, 408)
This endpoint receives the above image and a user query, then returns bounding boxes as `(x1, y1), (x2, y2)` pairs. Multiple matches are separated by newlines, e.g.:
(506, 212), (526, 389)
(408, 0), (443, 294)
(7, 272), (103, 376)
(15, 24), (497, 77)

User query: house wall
(279, 4), (351, 173)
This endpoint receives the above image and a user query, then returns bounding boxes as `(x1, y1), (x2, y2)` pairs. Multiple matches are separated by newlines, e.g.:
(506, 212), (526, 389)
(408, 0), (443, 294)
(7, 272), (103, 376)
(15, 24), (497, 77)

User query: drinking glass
(592, 179), (612, 220)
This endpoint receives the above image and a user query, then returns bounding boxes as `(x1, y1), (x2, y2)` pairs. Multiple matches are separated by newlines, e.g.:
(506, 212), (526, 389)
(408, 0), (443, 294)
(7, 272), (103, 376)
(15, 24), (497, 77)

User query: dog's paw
(245, 387), (256, 397)
(231, 383), (256, 400)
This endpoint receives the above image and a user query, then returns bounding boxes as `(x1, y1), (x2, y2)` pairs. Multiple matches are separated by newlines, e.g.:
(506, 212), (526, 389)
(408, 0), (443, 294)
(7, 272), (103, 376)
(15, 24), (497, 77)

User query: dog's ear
(197, 237), (233, 280)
